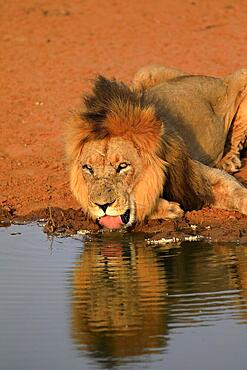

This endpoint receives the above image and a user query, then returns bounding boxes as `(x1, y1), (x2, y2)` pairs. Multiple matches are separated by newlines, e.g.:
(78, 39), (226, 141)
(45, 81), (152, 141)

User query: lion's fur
(66, 66), (247, 225)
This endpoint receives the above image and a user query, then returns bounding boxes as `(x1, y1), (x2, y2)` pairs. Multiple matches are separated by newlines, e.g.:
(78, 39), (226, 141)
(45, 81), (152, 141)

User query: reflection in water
(70, 233), (247, 365)
(71, 233), (169, 363)
(1, 226), (247, 370)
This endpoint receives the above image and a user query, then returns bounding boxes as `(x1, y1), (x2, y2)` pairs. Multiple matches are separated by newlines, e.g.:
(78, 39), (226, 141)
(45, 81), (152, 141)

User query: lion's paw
(217, 154), (241, 174)
(150, 200), (184, 220)
(164, 202), (184, 219)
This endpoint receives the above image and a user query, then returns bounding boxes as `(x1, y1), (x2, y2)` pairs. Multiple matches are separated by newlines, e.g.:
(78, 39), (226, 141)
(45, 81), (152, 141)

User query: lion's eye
(82, 164), (94, 175)
(116, 162), (130, 173)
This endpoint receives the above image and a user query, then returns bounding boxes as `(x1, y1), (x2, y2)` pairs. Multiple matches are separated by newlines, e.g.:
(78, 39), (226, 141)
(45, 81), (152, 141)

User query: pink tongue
(99, 215), (124, 229)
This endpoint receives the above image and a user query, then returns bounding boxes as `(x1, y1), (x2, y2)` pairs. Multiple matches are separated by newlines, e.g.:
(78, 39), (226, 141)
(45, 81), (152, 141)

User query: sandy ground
(1, 0), (247, 241)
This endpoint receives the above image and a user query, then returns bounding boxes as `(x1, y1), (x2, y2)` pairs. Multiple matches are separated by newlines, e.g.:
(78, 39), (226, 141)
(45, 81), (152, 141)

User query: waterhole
(0, 224), (247, 370)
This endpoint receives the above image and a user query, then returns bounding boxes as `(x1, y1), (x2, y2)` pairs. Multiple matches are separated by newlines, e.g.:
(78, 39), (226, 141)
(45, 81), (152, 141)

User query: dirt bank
(1, 0), (247, 241)
(1, 204), (247, 245)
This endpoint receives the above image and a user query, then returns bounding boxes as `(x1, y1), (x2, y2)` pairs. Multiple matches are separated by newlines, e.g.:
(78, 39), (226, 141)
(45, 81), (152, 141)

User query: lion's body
(134, 65), (247, 172)
(66, 66), (247, 229)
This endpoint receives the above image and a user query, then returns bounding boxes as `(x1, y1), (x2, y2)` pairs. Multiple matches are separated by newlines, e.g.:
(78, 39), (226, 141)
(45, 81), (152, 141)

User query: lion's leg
(199, 162), (247, 215)
(150, 198), (184, 220)
(217, 75), (247, 174)
(133, 65), (187, 90)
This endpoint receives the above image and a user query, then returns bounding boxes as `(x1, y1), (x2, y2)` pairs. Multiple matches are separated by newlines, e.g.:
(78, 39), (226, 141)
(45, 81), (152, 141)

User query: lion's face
(70, 137), (144, 228)
(69, 135), (165, 229)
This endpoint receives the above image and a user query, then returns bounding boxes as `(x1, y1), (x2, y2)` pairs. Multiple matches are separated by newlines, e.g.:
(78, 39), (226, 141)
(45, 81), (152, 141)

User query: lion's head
(66, 76), (166, 229)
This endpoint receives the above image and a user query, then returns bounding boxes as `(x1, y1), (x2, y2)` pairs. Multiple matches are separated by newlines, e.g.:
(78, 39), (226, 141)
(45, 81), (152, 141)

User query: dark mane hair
(82, 76), (144, 136)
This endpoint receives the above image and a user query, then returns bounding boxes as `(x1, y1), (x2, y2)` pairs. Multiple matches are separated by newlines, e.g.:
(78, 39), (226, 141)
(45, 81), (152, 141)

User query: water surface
(0, 224), (247, 370)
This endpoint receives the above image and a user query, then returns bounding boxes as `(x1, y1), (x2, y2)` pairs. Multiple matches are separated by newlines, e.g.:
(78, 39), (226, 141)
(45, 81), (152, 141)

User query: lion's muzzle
(90, 180), (117, 208)
(88, 178), (133, 228)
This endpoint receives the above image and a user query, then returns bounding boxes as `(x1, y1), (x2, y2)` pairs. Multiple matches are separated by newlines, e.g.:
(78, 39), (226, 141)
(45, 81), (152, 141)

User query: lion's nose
(95, 201), (115, 213)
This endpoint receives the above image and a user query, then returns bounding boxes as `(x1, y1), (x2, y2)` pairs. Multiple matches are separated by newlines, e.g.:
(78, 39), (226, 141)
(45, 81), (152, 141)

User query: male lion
(66, 65), (247, 229)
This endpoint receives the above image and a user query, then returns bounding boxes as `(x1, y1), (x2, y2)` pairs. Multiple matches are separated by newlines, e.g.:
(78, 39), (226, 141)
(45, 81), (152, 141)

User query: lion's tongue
(99, 215), (124, 229)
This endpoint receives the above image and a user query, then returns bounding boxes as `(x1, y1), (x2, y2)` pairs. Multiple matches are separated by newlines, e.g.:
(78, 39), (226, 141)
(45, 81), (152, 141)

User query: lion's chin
(98, 209), (131, 229)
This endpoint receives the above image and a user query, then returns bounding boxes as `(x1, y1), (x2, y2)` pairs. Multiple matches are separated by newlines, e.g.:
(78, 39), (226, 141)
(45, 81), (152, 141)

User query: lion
(66, 65), (247, 229)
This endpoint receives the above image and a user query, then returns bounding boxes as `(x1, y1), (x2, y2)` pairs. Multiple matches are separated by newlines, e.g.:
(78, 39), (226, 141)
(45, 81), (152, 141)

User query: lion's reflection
(71, 235), (169, 359)
(70, 236), (247, 362)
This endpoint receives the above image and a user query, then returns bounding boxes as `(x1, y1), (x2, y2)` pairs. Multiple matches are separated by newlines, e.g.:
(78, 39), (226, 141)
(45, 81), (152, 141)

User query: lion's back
(149, 75), (228, 166)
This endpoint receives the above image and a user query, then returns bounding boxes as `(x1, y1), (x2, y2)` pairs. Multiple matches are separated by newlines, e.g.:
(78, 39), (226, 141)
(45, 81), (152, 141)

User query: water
(0, 224), (247, 370)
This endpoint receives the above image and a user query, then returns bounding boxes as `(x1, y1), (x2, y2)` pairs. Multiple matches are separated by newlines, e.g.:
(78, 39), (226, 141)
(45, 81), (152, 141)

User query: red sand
(1, 0), (247, 240)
